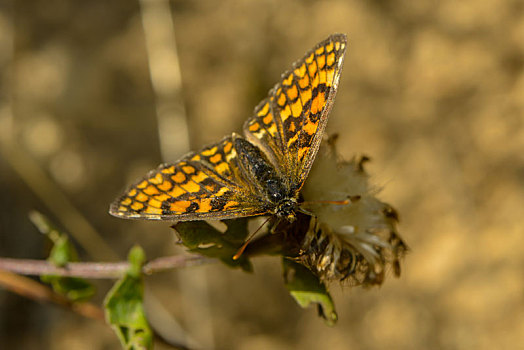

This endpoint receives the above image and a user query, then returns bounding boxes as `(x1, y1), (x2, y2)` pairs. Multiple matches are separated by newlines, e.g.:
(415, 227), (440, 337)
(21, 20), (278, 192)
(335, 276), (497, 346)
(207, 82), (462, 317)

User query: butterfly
(110, 34), (347, 225)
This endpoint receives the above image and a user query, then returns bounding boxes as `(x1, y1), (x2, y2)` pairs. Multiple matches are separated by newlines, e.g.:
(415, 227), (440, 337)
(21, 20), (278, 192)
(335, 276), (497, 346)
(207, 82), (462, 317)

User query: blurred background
(1, 0), (523, 349)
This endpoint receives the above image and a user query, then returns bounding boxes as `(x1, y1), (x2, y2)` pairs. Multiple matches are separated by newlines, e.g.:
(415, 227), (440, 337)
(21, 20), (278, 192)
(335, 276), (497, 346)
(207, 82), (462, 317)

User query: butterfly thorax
(234, 136), (297, 220)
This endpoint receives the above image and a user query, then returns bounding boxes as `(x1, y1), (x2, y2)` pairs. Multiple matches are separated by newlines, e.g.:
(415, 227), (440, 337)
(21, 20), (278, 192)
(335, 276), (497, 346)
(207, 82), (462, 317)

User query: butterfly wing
(243, 34), (347, 191)
(110, 136), (267, 221)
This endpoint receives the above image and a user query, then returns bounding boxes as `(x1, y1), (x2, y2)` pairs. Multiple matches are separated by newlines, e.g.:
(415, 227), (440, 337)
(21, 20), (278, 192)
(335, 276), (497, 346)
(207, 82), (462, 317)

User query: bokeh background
(1, 0), (523, 349)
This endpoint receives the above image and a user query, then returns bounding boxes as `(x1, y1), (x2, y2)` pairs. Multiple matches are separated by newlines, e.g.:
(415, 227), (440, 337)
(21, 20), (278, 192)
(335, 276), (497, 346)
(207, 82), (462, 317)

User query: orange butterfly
(110, 34), (347, 225)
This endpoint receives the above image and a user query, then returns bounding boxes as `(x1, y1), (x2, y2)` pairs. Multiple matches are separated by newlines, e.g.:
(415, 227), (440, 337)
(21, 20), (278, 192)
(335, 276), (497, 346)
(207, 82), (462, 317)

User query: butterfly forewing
(110, 136), (266, 221)
(243, 34), (347, 189)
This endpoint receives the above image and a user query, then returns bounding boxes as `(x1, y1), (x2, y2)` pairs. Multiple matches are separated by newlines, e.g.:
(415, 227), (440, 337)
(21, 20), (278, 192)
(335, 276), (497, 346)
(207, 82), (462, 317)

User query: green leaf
(30, 211), (95, 302)
(40, 273), (95, 302)
(173, 218), (252, 272)
(104, 246), (152, 350)
(47, 234), (78, 266)
(282, 258), (338, 326)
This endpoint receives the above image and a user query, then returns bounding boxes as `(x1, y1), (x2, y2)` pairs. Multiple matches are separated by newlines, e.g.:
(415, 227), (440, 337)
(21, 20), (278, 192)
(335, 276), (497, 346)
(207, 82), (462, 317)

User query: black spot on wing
(186, 202), (199, 213)
(210, 197), (226, 211)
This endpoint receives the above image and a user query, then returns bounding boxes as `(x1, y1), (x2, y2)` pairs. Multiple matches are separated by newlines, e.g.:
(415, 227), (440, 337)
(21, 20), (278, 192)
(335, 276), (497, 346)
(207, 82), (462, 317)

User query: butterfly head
(275, 197), (298, 222)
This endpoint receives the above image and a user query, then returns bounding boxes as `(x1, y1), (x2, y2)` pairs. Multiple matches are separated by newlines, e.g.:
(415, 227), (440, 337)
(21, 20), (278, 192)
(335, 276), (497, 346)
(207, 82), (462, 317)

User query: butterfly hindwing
(110, 136), (266, 221)
(244, 34), (347, 189)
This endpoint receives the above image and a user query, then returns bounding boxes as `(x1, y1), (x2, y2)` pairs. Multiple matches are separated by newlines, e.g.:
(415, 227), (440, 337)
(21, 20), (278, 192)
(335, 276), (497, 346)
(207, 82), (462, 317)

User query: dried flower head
(298, 139), (407, 285)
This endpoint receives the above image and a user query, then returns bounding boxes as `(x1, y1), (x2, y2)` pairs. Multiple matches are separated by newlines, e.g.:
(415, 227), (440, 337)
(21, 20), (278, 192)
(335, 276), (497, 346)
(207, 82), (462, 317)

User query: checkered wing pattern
(110, 136), (266, 221)
(243, 34), (347, 190)
(111, 34), (347, 222)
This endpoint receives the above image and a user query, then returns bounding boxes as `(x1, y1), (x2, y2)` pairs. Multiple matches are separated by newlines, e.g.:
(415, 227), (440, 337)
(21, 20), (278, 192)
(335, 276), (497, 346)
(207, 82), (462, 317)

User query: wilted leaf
(173, 218), (252, 272)
(282, 258), (337, 326)
(30, 211), (95, 302)
(104, 245), (152, 350)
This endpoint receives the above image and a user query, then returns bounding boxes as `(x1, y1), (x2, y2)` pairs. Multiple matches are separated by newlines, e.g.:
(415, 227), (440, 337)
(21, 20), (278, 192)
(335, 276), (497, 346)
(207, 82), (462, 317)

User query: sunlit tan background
(1, 1), (523, 349)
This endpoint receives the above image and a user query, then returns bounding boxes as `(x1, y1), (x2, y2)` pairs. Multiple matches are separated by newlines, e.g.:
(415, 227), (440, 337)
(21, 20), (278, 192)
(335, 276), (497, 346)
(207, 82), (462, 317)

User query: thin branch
(142, 255), (214, 274)
(0, 255), (215, 279)
(0, 268), (196, 349)
(0, 269), (105, 320)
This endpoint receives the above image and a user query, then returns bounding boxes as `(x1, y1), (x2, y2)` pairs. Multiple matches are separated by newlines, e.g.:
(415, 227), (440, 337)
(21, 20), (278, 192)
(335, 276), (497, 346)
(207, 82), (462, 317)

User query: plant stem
(0, 255), (214, 279)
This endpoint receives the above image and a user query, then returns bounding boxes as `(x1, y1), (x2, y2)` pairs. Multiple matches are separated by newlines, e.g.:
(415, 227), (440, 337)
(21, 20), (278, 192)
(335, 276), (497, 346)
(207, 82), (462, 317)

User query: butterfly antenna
(233, 216), (272, 260)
